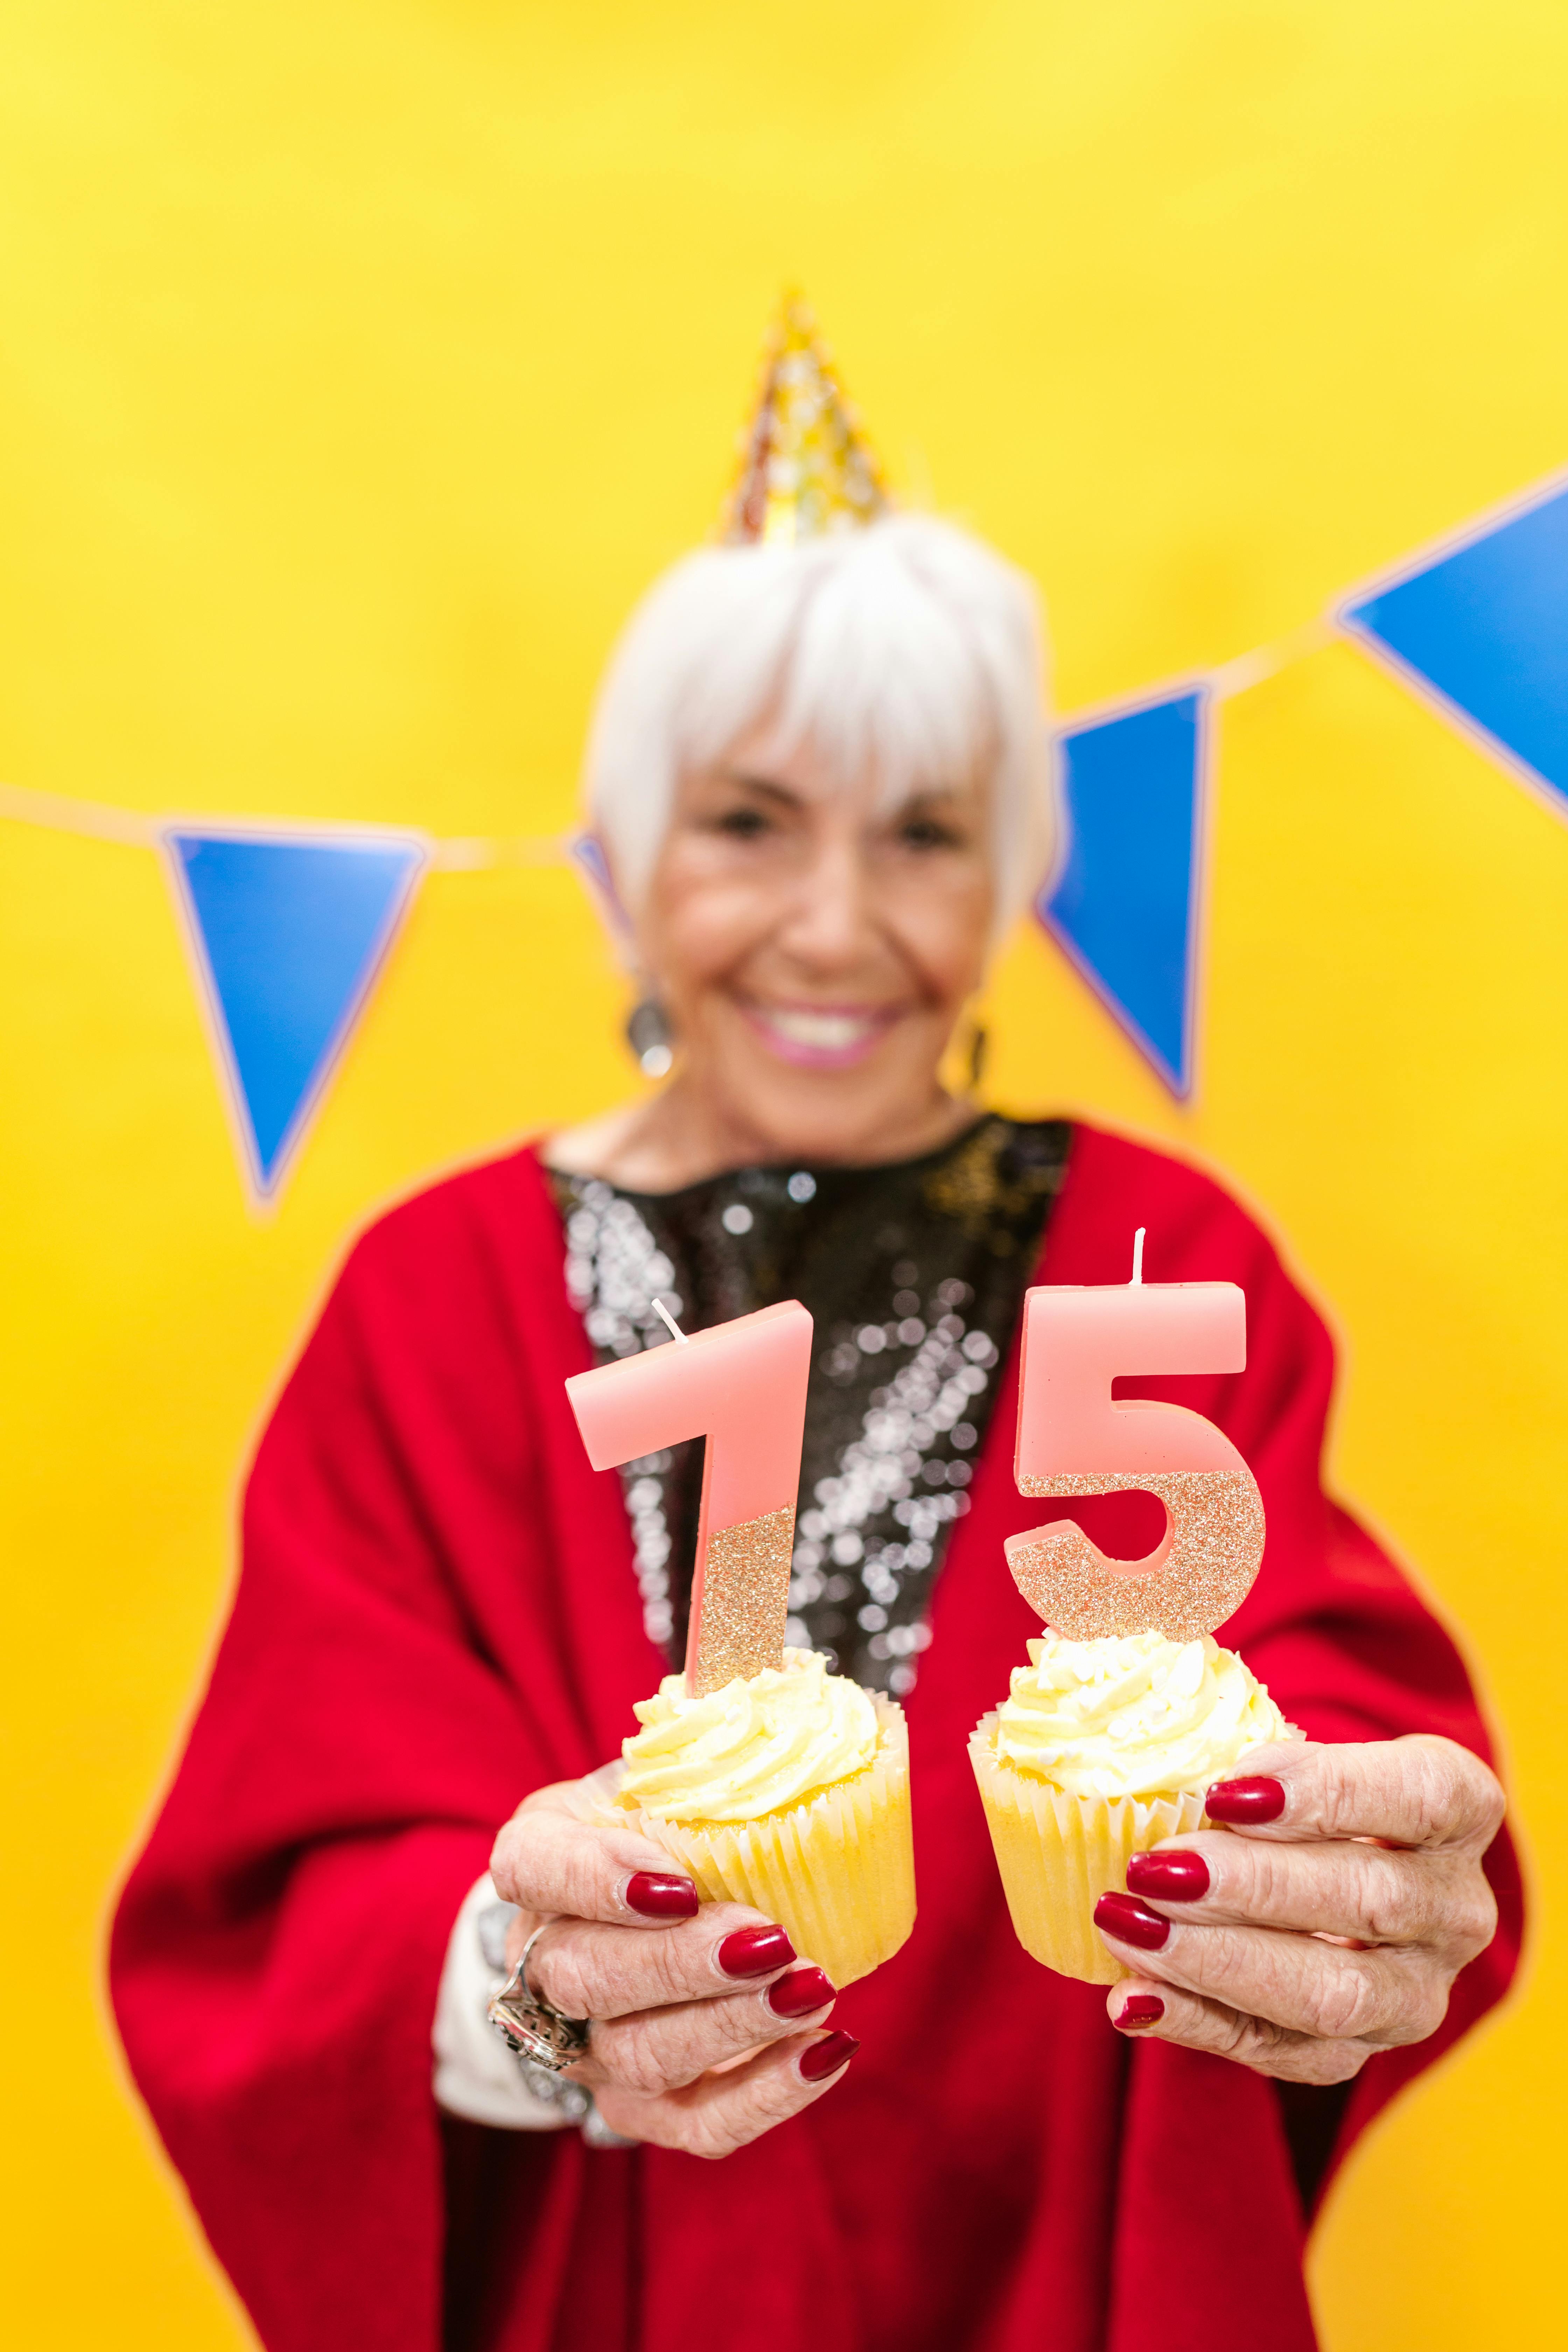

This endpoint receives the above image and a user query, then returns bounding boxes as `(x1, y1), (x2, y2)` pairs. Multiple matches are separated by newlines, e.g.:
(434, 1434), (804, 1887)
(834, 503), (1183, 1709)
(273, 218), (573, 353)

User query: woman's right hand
(489, 1779), (858, 2157)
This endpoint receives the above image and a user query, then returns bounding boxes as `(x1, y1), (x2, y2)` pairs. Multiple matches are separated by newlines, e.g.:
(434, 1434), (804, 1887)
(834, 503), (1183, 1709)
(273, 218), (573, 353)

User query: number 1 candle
(565, 1301), (813, 1694)
(1004, 1236), (1266, 1641)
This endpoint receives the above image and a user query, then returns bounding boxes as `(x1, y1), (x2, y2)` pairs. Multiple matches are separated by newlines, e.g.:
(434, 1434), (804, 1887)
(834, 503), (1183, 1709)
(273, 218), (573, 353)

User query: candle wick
(652, 1296), (690, 1345)
(1130, 1227), (1146, 1286)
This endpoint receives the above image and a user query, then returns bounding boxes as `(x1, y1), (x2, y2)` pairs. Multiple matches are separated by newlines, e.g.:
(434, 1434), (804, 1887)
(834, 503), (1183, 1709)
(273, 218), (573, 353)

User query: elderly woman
(113, 361), (1518, 2352)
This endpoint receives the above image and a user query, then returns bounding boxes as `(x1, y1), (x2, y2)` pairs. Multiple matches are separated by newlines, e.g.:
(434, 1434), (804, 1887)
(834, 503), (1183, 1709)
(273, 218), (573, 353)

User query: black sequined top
(549, 1115), (1071, 1695)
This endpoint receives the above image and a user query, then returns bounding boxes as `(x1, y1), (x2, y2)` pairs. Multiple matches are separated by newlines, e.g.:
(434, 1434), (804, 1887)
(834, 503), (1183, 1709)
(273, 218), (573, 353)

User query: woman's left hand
(1095, 1734), (1505, 2081)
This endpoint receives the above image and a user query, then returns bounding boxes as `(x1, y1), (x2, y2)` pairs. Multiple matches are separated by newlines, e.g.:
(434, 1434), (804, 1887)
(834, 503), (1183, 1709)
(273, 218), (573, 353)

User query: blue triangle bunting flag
(1340, 476), (1568, 817)
(165, 828), (426, 1198)
(1040, 688), (1207, 1096)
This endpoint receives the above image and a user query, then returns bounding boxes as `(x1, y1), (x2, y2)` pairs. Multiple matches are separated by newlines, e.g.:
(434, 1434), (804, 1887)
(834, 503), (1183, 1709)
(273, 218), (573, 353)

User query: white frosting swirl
(994, 1630), (1297, 1799)
(620, 1649), (879, 1822)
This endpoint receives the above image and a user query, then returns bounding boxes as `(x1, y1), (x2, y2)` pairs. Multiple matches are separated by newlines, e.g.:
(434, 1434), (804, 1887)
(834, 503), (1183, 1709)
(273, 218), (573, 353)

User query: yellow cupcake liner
(969, 1712), (1208, 1986)
(611, 1698), (916, 1989)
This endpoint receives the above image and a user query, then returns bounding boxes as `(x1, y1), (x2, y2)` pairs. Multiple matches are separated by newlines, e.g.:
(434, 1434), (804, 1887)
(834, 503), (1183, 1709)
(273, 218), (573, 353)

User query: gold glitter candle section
(687, 1504), (796, 1696)
(1009, 1470), (1265, 1642)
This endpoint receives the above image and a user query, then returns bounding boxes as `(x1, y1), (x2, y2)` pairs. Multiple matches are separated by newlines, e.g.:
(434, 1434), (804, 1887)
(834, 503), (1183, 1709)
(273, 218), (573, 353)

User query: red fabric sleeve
(109, 1160), (643, 2352)
(1050, 1127), (1523, 2197)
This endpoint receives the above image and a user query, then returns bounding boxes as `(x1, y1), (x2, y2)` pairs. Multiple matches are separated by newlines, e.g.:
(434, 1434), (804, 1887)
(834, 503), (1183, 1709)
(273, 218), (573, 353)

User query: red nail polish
(1205, 1775), (1286, 1825)
(1114, 1994), (1165, 2031)
(625, 1871), (700, 1919)
(1126, 1849), (1210, 1902)
(1093, 1891), (1171, 1951)
(718, 1923), (796, 1977)
(798, 2030), (860, 2082)
(767, 1966), (835, 2018)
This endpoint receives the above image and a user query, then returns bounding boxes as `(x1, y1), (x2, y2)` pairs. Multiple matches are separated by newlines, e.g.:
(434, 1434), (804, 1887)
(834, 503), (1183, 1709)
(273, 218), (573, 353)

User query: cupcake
(606, 1647), (915, 1988)
(971, 1629), (1298, 1984)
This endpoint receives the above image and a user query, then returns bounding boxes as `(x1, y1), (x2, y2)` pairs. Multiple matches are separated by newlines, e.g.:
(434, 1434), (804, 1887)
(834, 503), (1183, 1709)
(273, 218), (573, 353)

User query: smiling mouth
(740, 999), (904, 1069)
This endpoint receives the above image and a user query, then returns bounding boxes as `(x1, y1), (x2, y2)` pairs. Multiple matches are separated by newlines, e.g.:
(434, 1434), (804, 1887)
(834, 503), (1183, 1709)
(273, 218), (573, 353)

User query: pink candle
(1006, 1235), (1266, 1642)
(566, 1300), (813, 1695)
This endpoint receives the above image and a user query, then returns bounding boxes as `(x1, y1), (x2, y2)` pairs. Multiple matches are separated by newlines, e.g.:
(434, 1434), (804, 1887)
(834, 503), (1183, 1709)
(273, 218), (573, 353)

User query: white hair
(582, 514), (1058, 944)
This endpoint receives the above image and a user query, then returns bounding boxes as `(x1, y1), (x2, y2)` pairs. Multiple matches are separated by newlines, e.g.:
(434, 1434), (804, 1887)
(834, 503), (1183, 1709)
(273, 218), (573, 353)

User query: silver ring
(487, 1922), (592, 2076)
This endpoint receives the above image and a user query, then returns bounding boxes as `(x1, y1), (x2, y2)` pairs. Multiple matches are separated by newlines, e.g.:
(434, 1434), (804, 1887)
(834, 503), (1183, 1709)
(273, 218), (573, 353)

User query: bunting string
(0, 778), (572, 868)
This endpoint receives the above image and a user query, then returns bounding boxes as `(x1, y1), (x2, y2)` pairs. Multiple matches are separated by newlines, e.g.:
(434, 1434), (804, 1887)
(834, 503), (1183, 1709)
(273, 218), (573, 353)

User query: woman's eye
(713, 807), (772, 840)
(899, 816), (962, 852)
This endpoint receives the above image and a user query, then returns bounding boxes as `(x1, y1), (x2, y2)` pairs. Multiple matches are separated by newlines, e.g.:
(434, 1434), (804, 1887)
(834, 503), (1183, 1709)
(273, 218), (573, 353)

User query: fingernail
(1205, 1775), (1286, 1825)
(1114, 1994), (1165, 2031)
(624, 1870), (700, 1919)
(767, 1965), (835, 2018)
(798, 2030), (860, 2082)
(1126, 1849), (1210, 1902)
(718, 1923), (796, 1978)
(1093, 1891), (1171, 1951)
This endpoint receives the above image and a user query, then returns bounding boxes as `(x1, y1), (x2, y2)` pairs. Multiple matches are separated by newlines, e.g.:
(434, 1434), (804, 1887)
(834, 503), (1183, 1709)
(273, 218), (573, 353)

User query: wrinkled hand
(1096, 1735), (1505, 2082)
(489, 1780), (855, 2156)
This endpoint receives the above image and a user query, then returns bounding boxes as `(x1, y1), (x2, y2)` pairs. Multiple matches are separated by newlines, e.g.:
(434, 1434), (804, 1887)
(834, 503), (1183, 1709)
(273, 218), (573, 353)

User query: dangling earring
(625, 996), (674, 1078)
(967, 1022), (989, 1092)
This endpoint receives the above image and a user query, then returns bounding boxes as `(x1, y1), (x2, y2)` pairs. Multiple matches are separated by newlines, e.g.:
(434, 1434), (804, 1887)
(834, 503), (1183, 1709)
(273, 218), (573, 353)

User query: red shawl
(111, 1124), (1521, 2352)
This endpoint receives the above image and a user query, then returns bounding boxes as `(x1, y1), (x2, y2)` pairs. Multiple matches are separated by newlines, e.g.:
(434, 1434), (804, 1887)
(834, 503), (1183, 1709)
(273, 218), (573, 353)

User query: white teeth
(763, 1007), (879, 1049)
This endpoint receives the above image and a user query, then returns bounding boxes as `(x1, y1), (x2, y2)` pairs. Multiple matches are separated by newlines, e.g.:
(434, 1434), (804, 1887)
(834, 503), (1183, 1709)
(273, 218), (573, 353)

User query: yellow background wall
(2, 4), (1563, 2343)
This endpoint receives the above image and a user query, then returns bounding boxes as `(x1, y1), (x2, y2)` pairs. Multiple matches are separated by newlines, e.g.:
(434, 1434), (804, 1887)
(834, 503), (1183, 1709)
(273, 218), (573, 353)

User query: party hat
(721, 291), (889, 546)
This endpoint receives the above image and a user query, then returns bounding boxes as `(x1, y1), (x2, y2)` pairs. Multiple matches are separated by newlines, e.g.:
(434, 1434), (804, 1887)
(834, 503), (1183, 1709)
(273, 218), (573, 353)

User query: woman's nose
(775, 839), (877, 968)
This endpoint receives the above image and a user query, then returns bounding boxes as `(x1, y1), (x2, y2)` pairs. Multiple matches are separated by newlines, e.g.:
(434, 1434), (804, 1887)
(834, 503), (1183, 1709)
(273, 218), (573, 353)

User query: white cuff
(432, 1874), (576, 2130)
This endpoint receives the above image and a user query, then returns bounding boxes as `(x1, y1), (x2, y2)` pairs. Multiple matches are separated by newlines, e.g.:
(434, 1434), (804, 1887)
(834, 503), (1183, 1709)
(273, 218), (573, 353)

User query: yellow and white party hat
(721, 290), (889, 546)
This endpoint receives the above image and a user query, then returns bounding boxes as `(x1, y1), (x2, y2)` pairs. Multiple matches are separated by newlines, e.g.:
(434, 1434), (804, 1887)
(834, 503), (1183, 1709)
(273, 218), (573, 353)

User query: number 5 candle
(565, 1301), (813, 1694)
(1004, 1235), (1266, 1641)
(971, 1236), (1295, 1988)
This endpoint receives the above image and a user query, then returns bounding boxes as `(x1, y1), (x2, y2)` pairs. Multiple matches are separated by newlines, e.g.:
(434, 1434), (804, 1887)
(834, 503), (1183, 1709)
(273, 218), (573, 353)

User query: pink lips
(738, 1000), (904, 1070)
